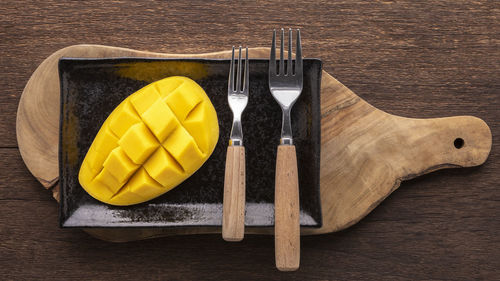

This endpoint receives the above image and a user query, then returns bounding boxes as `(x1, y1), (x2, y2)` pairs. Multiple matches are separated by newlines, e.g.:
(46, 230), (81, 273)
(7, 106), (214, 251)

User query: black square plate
(59, 57), (322, 228)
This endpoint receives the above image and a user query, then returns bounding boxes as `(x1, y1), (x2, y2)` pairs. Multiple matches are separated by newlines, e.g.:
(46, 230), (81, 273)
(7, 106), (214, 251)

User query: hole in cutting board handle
(454, 138), (464, 149)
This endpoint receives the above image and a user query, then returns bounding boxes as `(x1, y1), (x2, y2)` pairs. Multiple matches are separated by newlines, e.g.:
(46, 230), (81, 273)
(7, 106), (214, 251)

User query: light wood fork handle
(275, 145), (300, 271)
(222, 146), (246, 241)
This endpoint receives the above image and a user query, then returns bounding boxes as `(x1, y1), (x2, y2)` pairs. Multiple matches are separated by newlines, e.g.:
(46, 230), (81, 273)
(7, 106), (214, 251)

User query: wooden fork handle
(275, 145), (300, 271)
(222, 146), (246, 242)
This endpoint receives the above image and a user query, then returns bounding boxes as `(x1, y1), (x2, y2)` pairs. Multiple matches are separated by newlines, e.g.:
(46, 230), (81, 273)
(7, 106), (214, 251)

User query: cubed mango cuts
(79, 76), (219, 205)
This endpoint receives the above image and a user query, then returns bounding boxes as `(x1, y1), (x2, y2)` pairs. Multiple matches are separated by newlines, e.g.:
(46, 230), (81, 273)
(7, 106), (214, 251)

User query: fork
(222, 46), (249, 242)
(269, 28), (302, 271)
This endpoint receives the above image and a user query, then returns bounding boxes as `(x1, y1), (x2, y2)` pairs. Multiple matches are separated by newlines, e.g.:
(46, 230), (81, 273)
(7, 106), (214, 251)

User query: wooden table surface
(1, 1), (498, 280)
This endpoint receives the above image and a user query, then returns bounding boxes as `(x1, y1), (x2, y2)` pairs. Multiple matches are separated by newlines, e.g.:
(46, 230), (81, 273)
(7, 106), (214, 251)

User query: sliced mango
(143, 147), (184, 187)
(103, 147), (139, 183)
(164, 83), (203, 121)
(78, 76), (219, 206)
(109, 100), (141, 137)
(154, 77), (184, 98)
(183, 103), (217, 153)
(94, 168), (124, 194)
(119, 123), (159, 164)
(130, 85), (161, 115)
(127, 168), (164, 198)
(141, 99), (179, 142)
(92, 126), (119, 158)
(162, 126), (204, 172)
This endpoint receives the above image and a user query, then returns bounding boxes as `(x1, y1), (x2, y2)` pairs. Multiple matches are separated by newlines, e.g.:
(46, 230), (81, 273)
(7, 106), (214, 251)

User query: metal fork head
(269, 28), (303, 106)
(269, 28), (303, 144)
(228, 46), (249, 146)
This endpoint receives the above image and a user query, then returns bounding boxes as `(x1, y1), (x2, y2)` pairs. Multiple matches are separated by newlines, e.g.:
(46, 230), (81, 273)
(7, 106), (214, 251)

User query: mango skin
(79, 76), (219, 206)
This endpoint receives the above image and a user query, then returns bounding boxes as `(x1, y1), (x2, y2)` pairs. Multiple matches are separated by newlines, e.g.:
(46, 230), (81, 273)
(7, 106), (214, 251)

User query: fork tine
(287, 28), (292, 76)
(270, 29), (276, 75)
(244, 47), (249, 91)
(295, 29), (302, 74)
(236, 46), (242, 92)
(279, 28), (284, 75)
(229, 46), (235, 92)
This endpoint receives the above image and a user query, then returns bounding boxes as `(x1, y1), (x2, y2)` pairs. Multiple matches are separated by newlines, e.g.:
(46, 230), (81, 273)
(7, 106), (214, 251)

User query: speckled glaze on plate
(59, 58), (322, 228)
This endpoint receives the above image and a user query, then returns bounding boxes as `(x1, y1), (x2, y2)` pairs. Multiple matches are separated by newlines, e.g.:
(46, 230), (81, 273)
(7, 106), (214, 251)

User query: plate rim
(58, 57), (323, 228)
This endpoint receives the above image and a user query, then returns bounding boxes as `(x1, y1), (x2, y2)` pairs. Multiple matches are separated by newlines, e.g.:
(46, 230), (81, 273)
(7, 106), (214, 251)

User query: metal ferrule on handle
(269, 28), (303, 271)
(280, 106), (293, 145)
(229, 116), (243, 146)
(223, 45), (248, 242)
(227, 46), (248, 147)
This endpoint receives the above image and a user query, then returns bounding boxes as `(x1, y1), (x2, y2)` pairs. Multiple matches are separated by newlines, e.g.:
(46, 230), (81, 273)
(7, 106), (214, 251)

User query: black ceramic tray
(59, 57), (322, 228)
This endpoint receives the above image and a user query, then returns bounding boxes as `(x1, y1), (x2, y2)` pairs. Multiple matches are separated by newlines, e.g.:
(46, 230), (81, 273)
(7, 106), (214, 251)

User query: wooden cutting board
(16, 45), (492, 242)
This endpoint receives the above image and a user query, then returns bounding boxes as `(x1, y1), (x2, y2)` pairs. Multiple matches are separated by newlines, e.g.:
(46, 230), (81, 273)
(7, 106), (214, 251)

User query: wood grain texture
(15, 44), (492, 240)
(16, 45), (239, 188)
(275, 145), (300, 271)
(1, 0), (499, 279)
(222, 146), (246, 242)
(315, 77), (492, 234)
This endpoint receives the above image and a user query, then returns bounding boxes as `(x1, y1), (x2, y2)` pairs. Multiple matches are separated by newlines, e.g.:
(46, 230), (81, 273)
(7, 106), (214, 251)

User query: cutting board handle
(16, 45), (492, 242)
(314, 106), (492, 234)
(392, 115), (491, 169)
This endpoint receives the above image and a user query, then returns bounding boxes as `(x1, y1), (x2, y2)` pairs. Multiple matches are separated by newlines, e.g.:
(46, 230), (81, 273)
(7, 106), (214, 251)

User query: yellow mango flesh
(79, 76), (219, 206)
